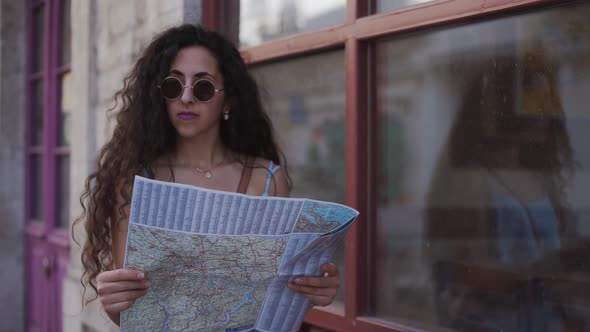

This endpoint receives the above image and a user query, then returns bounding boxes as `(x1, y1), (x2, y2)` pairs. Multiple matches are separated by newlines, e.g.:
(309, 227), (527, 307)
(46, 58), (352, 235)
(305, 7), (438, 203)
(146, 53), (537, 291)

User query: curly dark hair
(449, 50), (575, 175)
(72, 24), (288, 302)
(448, 48), (576, 214)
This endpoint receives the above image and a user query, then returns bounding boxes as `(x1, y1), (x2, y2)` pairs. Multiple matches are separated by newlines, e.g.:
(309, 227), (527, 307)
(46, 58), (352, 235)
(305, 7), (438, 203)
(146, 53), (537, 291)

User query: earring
(223, 111), (230, 120)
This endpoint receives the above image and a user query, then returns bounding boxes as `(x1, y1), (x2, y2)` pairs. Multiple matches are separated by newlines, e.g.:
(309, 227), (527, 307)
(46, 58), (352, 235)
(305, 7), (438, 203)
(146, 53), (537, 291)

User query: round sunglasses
(158, 76), (224, 102)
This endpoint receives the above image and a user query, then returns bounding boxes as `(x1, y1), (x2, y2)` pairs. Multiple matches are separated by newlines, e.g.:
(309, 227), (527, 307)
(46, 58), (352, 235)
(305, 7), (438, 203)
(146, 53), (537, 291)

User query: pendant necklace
(194, 166), (215, 179)
(174, 154), (226, 179)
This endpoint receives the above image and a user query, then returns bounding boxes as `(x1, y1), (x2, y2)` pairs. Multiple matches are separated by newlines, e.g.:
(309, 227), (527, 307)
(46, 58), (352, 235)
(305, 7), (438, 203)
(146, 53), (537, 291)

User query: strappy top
(143, 158), (281, 196)
(236, 157), (254, 194)
(261, 160), (281, 196)
(236, 158), (281, 195)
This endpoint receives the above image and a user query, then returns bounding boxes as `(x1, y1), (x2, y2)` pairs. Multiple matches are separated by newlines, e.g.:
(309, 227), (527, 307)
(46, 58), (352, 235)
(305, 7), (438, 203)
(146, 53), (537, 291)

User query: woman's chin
(174, 126), (215, 140)
(171, 119), (220, 140)
(176, 131), (200, 139)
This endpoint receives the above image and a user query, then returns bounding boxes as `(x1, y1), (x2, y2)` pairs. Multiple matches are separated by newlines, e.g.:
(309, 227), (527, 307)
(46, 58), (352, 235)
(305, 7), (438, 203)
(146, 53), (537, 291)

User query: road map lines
(122, 224), (288, 331)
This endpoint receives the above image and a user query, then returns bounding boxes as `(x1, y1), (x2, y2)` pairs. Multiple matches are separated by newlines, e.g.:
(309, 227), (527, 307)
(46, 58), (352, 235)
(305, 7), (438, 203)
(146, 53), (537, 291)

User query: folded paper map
(121, 176), (359, 332)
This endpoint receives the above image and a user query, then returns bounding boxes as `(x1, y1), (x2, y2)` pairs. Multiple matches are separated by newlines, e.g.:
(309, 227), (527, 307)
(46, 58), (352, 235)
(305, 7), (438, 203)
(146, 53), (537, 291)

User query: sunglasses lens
(160, 78), (182, 99)
(193, 80), (216, 102)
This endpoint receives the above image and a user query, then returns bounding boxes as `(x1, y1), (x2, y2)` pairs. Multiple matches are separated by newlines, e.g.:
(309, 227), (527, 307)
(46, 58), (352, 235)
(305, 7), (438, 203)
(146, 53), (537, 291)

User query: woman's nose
(180, 84), (194, 104)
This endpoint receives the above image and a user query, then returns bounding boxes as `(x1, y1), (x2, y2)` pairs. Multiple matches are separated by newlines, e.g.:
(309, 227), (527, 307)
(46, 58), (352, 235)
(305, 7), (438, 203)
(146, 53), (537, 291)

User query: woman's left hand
(288, 262), (340, 306)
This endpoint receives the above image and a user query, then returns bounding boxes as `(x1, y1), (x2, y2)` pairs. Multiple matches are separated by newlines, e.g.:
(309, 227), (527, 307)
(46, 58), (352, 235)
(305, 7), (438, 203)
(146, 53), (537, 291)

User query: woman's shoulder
(246, 156), (289, 197)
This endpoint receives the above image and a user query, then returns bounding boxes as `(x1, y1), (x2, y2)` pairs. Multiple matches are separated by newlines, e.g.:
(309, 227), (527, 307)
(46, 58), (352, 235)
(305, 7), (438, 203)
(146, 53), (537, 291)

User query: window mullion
(347, 0), (369, 22)
(344, 37), (369, 322)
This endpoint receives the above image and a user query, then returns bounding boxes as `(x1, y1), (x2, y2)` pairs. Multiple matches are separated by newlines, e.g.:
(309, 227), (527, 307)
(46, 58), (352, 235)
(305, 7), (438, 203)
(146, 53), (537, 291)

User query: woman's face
(164, 46), (227, 140)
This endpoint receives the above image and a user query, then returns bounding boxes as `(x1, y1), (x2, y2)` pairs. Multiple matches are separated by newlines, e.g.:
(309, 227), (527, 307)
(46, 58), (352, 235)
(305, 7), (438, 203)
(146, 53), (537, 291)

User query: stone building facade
(0, 1), (205, 331)
(0, 0), (26, 328)
(66, 2), (203, 330)
(3, 1), (590, 332)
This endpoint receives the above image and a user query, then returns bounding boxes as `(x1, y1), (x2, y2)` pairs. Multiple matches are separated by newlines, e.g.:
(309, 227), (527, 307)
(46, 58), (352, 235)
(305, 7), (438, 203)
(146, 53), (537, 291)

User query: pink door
(26, 232), (69, 332)
(25, 0), (71, 331)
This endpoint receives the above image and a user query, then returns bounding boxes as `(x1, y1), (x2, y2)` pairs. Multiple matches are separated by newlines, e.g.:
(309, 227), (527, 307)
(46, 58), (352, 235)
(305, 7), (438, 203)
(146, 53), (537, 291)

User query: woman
(74, 24), (340, 326)
(425, 46), (578, 331)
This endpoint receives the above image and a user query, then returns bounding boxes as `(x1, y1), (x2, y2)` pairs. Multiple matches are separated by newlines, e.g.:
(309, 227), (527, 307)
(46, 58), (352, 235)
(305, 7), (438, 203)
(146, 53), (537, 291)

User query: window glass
(223, 0), (346, 48)
(375, 0), (435, 14)
(251, 50), (347, 306)
(33, 80), (44, 145)
(32, 155), (44, 221)
(57, 156), (70, 229)
(374, 3), (590, 331)
(58, 72), (71, 146)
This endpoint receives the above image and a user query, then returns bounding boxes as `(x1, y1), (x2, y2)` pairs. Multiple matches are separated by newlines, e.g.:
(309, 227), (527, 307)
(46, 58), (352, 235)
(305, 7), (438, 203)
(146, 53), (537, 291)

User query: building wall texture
(65, 1), (202, 331)
(0, 0), (26, 331)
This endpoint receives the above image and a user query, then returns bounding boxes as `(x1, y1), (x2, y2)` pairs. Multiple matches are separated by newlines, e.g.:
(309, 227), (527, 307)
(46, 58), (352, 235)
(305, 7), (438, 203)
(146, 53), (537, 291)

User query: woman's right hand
(97, 269), (151, 324)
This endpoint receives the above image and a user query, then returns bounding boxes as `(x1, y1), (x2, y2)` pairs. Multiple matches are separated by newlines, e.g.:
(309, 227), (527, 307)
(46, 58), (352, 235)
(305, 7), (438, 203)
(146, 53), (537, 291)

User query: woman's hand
(97, 269), (151, 325)
(288, 262), (340, 306)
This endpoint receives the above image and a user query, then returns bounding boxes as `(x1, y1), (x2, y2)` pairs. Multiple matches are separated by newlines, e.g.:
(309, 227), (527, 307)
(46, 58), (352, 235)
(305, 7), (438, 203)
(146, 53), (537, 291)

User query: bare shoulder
(248, 157), (289, 197)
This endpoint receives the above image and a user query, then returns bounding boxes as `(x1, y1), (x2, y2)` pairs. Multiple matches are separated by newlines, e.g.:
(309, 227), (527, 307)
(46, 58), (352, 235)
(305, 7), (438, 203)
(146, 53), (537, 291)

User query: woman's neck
(173, 133), (226, 169)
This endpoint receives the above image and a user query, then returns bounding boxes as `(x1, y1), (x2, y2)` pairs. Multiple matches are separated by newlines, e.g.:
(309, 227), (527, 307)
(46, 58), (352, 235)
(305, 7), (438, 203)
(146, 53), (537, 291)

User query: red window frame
(201, 0), (575, 331)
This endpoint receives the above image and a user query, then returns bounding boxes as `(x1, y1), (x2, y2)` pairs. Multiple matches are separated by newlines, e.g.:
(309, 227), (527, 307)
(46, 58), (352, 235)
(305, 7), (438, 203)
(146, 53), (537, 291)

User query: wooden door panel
(27, 237), (51, 332)
(51, 242), (69, 332)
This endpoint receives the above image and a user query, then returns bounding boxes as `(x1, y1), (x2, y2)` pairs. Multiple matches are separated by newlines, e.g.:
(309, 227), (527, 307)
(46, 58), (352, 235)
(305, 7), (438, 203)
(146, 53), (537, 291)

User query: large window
(374, 4), (590, 331)
(204, 0), (590, 331)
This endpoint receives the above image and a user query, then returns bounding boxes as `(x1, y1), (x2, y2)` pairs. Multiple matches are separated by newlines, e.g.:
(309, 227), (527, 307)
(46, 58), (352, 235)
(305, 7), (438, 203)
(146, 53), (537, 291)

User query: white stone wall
(95, 0), (188, 146)
(65, 1), (201, 331)
(0, 1), (25, 331)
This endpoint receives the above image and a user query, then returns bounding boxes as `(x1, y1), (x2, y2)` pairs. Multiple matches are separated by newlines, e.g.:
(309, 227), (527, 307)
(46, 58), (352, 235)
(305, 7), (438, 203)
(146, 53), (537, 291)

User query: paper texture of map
(121, 176), (359, 332)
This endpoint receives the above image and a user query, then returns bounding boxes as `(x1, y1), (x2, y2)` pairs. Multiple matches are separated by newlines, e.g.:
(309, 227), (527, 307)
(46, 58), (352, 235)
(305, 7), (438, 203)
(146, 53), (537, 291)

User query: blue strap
(262, 160), (281, 196)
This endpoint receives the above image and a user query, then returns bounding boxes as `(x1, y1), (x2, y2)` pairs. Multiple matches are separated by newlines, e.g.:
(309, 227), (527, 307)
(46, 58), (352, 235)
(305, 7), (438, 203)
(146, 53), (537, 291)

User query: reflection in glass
(33, 6), (45, 72)
(60, 0), (71, 65)
(235, 0), (345, 47)
(375, 0), (435, 14)
(375, 2), (590, 331)
(58, 72), (72, 146)
(33, 81), (44, 145)
(427, 48), (575, 332)
(58, 156), (70, 229)
(32, 155), (43, 221)
(251, 50), (347, 305)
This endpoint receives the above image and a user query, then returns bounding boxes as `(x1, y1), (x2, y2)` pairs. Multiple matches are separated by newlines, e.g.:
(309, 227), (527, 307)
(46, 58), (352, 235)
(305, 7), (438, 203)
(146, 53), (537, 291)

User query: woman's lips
(177, 112), (198, 120)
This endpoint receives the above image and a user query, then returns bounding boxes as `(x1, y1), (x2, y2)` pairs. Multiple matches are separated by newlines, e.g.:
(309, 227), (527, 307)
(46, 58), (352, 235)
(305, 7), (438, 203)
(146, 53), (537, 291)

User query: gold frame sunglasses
(158, 76), (224, 102)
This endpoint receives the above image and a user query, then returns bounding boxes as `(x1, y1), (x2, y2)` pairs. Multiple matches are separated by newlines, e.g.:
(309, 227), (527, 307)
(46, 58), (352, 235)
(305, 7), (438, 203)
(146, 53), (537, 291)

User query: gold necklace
(173, 154), (226, 179)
